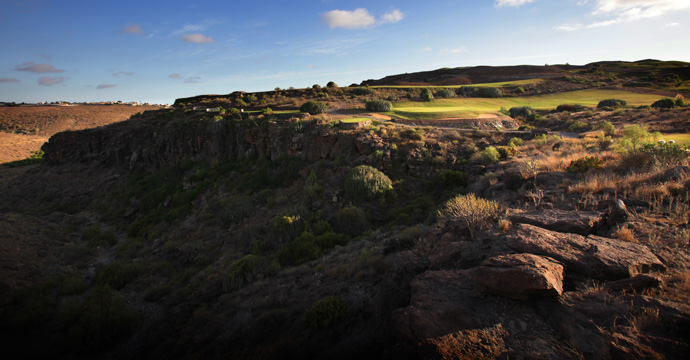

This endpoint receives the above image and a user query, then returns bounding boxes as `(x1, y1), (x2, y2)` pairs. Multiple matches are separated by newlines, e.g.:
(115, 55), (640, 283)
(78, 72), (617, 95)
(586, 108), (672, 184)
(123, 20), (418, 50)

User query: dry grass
(613, 226), (636, 243)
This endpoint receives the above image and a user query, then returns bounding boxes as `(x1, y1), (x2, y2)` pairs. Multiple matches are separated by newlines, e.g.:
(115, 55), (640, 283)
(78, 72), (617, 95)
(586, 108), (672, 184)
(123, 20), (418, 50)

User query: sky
(1, 0), (689, 104)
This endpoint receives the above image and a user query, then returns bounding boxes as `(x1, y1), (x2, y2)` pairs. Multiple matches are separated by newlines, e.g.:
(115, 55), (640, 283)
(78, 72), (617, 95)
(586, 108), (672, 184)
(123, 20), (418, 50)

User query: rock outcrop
(507, 223), (666, 280)
(475, 253), (565, 300)
(509, 209), (601, 236)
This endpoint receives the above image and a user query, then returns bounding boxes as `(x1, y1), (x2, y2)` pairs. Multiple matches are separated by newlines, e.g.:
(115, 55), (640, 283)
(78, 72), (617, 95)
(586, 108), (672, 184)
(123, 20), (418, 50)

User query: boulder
(509, 209), (601, 236)
(475, 253), (565, 300)
(507, 223), (665, 280)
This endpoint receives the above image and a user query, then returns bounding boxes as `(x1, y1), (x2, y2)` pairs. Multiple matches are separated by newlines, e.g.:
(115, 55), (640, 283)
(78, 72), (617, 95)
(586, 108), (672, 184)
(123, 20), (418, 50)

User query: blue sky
(1, 0), (689, 104)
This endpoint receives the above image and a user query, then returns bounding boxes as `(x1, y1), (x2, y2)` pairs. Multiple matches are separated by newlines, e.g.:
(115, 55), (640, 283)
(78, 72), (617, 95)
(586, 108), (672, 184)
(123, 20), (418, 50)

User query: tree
(420, 88), (433, 102)
(326, 81), (337, 88)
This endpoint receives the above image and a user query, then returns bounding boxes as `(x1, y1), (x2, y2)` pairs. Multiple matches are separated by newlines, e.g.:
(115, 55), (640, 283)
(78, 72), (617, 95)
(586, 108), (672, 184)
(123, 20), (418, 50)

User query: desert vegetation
(1, 60), (690, 359)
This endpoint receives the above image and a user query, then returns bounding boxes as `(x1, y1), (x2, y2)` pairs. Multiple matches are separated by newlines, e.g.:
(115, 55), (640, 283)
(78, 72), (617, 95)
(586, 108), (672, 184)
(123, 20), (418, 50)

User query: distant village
(0, 100), (171, 107)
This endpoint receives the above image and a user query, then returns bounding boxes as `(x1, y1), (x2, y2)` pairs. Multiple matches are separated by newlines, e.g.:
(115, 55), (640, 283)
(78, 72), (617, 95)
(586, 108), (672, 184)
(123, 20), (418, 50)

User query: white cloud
(169, 73), (181, 79)
(416, 46), (432, 52)
(122, 23), (144, 35)
(15, 61), (64, 73)
(97, 84), (117, 89)
(439, 46), (468, 55)
(0, 78), (20, 83)
(39, 76), (65, 86)
(666, 22), (680, 26)
(495, 0), (535, 8)
(380, 9), (404, 24)
(559, 0), (690, 30)
(185, 76), (202, 83)
(305, 64), (315, 69)
(322, 8), (375, 29)
(182, 33), (215, 44)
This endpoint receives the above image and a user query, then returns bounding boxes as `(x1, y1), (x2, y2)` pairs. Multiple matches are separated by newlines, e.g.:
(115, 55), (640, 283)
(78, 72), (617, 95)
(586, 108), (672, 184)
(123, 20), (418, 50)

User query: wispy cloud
(439, 46), (469, 55)
(182, 33), (215, 43)
(380, 9), (404, 24)
(122, 23), (144, 35)
(305, 64), (315, 69)
(171, 20), (220, 36)
(495, 0), (535, 8)
(416, 46), (432, 53)
(559, 0), (690, 31)
(39, 76), (65, 86)
(322, 8), (405, 29)
(185, 76), (202, 83)
(97, 84), (117, 89)
(0, 78), (21, 83)
(169, 73), (181, 79)
(112, 71), (134, 76)
(15, 61), (64, 73)
(666, 22), (680, 27)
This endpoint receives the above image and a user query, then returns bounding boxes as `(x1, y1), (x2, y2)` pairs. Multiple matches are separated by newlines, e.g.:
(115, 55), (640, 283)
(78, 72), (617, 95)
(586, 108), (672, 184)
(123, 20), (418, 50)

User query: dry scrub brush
(437, 193), (504, 240)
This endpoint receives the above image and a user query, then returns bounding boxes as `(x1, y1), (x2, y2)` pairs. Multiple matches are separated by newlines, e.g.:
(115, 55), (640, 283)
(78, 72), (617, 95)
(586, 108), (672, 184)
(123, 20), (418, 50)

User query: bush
(435, 89), (456, 98)
(326, 81), (337, 88)
(335, 206), (369, 236)
(475, 87), (503, 98)
(556, 104), (585, 112)
(344, 165), (393, 201)
(640, 141), (690, 167)
(351, 87), (376, 96)
(476, 146), (501, 164)
(496, 145), (518, 158)
(600, 121), (616, 136)
(509, 106), (535, 119)
(420, 88), (434, 101)
(566, 156), (604, 173)
(620, 124), (650, 151)
(4, 150), (44, 168)
(365, 99), (393, 112)
(597, 99), (627, 108)
(568, 121), (591, 132)
(437, 194), (504, 240)
(304, 296), (348, 329)
(300, 101), (328, 115)
(651, 97), (677, 109)
(229, 254), (279, 287)
(401, 128), (424, 140)
(508, 137), (523, 147)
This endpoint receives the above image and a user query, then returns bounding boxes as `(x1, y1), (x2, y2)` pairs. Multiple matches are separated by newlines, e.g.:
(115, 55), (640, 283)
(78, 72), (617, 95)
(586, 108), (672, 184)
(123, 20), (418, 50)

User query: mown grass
(390, 89), (665, 120)
(340, 117), (370, 123)
(662, 133), (690, 145)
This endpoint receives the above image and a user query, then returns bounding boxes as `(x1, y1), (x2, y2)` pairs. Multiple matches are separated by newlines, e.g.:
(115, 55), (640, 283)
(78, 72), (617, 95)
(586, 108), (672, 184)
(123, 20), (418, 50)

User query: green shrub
(477, 146), (501, 164)
(566, 156), (604, 173)
(326, 81), (338, 88)
(620, 124), (650, 151)
(508, 137), (523, 147)
(556, 104), (585, 112)
(420, 88), (434, 101)
(335, 206), (369, 236)
(568, 121), (591, 132)
(640, 141), (690, 167)
(509, 106), (535, 119)
(651, 97), (677, 109)
(437, 194), (504, 240)
(144, 284), (173, 302)
(89, 232), (118, 248)
(597, 99), (627, 108)
(95, 261), (143, 290)
(304, 295), (348, 329)
(600, 121), (616, 136)
(300, 101), (328, 115)
(229, 254), (279, 287)
(401, 128), (424, 140)
(262, 107), (273, 115)
(219, 195), (253, 225)
(435, 89), (456, 98)
(365, 99), (393, 112)
(496, 145), (518, 158)
(475, 87), (503, 98)
(351, 87), (376, 96)
(344, 165), (393, 201)
(387, 95), (398, 102)
(278, 234), (320, 266)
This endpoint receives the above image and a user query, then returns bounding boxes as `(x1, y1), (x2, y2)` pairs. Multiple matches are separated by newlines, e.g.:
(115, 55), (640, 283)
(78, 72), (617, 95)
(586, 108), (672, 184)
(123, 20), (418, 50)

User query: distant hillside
(360, 60), (690, 89)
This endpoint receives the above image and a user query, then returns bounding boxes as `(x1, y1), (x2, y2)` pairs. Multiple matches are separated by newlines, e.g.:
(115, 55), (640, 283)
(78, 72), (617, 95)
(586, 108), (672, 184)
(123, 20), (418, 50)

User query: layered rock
(475, 253), (565, 300)
(507, 223), (665, 280)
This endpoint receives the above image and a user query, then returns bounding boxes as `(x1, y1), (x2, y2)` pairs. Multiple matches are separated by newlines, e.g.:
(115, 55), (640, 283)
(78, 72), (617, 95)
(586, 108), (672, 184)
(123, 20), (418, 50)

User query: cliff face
(41, 111), (362, 170)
